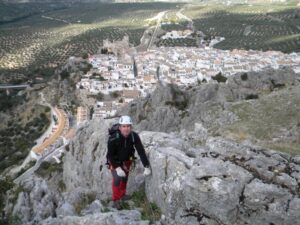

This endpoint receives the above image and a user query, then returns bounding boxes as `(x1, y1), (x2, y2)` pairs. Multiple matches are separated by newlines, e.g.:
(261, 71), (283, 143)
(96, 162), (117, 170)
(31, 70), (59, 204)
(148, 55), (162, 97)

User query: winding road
(32, 107), (67, 154)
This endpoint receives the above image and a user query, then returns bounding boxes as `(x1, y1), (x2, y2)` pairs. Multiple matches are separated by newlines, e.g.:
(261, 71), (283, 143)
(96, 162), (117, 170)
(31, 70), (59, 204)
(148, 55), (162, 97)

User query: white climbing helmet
(119, 115), (133, 125)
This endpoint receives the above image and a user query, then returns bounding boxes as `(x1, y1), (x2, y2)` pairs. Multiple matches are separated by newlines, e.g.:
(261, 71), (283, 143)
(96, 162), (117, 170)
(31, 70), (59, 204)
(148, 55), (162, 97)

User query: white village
(75, 42), (300, 122)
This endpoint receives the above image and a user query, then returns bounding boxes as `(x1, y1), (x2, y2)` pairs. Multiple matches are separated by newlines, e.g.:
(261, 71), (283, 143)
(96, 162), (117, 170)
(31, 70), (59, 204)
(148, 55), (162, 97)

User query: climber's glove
(143, 166), (151, 176)
(116, 167), (126, 177)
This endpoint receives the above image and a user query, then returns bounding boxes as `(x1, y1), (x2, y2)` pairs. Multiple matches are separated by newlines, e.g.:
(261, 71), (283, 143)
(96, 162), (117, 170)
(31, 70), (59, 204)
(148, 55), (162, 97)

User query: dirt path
(41, 15), (72, 25)
(137, 10), (168, 51)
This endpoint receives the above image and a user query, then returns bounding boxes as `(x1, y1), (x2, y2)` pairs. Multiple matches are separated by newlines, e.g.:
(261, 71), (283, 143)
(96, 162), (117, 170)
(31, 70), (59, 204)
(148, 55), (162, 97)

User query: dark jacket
(107, 130), (150, 168)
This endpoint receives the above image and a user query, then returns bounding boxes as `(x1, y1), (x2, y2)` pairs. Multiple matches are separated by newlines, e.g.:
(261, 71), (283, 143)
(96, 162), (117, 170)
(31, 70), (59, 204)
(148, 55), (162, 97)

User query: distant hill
(0, 0), (188, 3)
(0, 0), (108, 3)
(0, 0), (291, 3)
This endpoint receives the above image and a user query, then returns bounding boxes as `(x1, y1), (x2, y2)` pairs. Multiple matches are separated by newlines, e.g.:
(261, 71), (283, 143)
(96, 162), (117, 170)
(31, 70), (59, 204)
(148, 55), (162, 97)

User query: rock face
(12, 176), (60, 223)
(9, 68), (300, 225)
(138, 131), (300, 225)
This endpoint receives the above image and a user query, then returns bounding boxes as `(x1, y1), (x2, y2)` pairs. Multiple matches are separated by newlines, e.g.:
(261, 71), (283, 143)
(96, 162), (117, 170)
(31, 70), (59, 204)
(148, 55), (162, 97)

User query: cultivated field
(183, 2), (300, 52)
(1, 2), (299, 81)
(0, 2), (176, 80)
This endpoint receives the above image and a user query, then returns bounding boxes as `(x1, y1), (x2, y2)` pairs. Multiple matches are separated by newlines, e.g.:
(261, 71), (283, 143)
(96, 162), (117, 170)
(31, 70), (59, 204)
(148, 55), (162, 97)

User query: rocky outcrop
(11, 176), (61, 224)
(123, 67), (300, 153)
(13, 117), (299, 225)
(123, 67), (299, 134)
(40, 210), (149, 225)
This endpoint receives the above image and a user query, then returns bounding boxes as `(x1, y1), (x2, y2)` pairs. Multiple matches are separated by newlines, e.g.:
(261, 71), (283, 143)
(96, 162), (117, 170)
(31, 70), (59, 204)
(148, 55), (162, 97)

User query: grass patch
(58, 180), (66, 192)
(222, 86), (300, 155)
(267, 143), (300, 156)
(74, 192), (96, 215)
(131, 188), (161, 224)
(35, 161), (63, 177)
(100, 199), (111, 213)
(15, 160), (36, 178)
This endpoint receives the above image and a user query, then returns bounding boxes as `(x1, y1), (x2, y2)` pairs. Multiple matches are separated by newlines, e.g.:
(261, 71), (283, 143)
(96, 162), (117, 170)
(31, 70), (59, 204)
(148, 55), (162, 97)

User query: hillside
(1, 67), (300, 225)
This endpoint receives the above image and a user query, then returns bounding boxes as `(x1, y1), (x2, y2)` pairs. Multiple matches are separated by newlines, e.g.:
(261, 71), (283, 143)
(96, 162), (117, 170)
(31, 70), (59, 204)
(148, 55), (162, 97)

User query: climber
(107, 115), (151, 210)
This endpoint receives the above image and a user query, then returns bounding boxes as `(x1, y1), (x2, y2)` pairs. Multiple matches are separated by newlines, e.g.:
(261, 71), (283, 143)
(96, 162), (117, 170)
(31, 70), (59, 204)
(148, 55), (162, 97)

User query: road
(0, 84), (29, 89)
(243, 25), (253, 36)
(32, 107), (67, 154)
(146, 11), (168, 50)
(31, 91), (68, 155)
(41, 15), (72, 25)
(14, 138), (69, 184)
(176, 8), (194, 31)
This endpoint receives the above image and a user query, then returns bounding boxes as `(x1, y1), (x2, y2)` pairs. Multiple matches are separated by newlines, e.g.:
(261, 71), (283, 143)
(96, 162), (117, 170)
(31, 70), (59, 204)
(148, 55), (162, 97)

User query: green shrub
(212, 72), (227, 83)
(35, 162), (63, 177)
(58, 180), (66, 192)
(110, 91), (120, 98)
(245, 94), (259, 100)
(165, 100), (188, 111)
(95, 92), (104, 101)
(60, 70), (70, 80)
(0, 177), (14, 212)
(45, 107), (51, 112)
(241, 73), (248, 81)
(82, 52), (89, 59)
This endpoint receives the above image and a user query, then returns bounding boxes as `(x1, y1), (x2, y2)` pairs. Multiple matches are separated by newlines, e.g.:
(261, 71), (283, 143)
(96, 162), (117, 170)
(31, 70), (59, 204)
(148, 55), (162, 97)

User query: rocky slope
(123, 67), (300, 154)
(6, 67), (300, 225)
(9, 120), (300, 225)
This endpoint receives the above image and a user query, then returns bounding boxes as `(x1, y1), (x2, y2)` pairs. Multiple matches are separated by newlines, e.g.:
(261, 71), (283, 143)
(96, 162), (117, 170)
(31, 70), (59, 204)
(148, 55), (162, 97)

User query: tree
(0, 176), (14, 212)
(212, 72), (227, 83)
(110, 91), (120, 98)
(133, 59), (138, 77)
(82, 52), (89, 59)
(60, 70), (70, 80)
(96, 92), (104, 101)
(101, 48), (108, 54)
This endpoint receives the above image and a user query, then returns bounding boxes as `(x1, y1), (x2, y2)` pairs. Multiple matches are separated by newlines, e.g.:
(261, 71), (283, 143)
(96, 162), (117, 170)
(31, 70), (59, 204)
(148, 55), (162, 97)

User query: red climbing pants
(110, 160), (132, 201)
